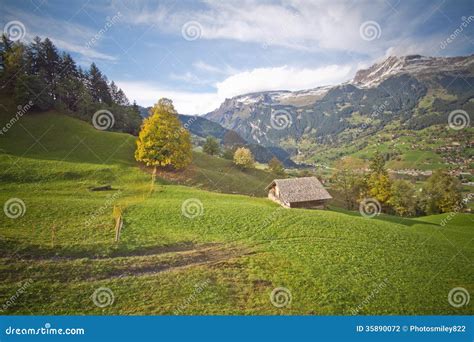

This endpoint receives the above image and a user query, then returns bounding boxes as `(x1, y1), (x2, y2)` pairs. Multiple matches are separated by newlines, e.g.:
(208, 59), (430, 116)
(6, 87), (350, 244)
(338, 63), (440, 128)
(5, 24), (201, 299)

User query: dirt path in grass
(106, 244), (255, 279)
(1, 243), (255, 282)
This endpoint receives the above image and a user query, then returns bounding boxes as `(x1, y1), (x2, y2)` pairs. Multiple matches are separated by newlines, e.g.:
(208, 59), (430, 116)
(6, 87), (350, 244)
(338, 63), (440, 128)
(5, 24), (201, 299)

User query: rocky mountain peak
(352, 54), (474, 88)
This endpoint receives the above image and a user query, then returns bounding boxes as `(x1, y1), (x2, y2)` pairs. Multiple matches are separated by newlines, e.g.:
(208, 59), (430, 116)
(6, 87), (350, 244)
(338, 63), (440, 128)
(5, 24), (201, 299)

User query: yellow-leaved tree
(233, 147), (254, 169)
(135, 98), (192, 179)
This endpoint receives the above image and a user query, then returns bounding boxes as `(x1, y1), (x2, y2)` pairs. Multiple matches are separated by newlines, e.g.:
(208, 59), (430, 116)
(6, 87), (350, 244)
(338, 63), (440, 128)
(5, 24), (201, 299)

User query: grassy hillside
(0, 111), (275, 196)
(298, 124), (473, 172)
(0, 111), (472, 315)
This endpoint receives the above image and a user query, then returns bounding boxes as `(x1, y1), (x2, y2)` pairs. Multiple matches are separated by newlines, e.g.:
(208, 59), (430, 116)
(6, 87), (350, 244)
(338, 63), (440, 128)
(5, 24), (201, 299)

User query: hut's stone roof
(265, 177), (332, 203)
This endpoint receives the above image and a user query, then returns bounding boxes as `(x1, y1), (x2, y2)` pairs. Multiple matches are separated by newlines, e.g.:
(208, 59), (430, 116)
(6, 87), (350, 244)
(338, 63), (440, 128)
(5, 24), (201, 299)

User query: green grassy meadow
(0, 111), (473, 315)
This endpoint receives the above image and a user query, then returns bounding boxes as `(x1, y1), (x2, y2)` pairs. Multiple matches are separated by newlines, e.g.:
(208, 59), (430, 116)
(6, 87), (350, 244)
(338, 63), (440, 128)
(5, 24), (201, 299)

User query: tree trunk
(152, 165), (157, 183)
(149, 165), (157, 195)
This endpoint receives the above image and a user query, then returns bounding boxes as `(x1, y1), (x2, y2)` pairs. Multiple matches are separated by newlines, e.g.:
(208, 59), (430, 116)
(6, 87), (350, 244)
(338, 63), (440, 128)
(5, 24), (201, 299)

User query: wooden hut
(265, 177), (332, 209)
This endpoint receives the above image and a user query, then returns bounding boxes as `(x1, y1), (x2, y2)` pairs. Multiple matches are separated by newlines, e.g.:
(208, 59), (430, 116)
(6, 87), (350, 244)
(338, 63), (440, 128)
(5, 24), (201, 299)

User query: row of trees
(202, 136), (286, 175)
(331, 152), (464, 216)
(0, 35), (142, 134)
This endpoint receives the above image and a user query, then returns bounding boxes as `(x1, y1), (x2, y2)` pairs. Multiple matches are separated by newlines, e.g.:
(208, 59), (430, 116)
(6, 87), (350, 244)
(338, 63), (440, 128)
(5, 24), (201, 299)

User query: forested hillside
(0, 35), (142, 134)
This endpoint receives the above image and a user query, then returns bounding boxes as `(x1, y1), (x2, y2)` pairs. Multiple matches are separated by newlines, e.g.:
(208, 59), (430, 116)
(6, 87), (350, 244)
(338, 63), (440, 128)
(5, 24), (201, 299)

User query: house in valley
(265, 177), (332, 209)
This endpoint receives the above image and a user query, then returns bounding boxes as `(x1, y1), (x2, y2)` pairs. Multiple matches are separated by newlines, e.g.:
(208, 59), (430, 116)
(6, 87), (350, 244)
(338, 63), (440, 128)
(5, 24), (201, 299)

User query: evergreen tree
(88, 63), (112, 105)
(1, 40), (26, 93)
(0, 33), (13, 72)
(0, 35), (142, 134)
(203, 136), (220, 155)
(421, 170), (463, 214)
(369, 151), (387, 175)
(268, 156), (285, 176)
(388, 180), (418, 216)
(366, 151), (392, 207)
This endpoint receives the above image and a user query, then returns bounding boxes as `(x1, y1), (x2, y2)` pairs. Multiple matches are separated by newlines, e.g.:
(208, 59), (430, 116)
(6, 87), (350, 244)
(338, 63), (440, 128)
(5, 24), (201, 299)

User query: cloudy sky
(2, 0), (474, 113)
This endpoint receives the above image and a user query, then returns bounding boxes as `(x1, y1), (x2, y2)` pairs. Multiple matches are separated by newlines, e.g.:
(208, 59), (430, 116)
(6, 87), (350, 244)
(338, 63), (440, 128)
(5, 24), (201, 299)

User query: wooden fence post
(113, 206), (123, 243)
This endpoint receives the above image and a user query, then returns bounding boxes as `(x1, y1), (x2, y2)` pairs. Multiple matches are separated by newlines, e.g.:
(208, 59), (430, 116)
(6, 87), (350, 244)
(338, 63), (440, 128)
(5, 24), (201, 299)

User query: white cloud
(169, 71), (218, 86)
(193, 61), (237, 75)
(216, 64), (354, 99)
(3, 5), (118, 62)
(118, 63), (354, 114)
(115, 81), (220, 114)
(122, 0), (394, 54)
(51, 38), (117, 61)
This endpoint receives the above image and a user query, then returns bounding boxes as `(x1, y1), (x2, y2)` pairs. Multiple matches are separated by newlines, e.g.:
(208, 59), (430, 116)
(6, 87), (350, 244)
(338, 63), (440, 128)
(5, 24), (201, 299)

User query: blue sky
(1, 0), (474, 114)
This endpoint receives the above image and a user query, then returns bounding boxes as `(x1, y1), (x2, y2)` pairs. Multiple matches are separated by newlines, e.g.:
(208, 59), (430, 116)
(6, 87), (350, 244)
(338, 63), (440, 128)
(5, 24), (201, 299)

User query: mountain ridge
(203, 54), (474, 169)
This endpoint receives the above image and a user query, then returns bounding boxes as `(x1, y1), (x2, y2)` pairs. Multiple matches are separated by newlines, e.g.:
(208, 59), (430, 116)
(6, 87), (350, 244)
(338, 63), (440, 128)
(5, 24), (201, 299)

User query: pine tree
(369, 151), (387, 175)
(88, 63), (112, 104)
(203, 136), (220, 155)
(268, 156), (285, 175)
(0, 33), (13, 72)
(366, 151), (392, 207)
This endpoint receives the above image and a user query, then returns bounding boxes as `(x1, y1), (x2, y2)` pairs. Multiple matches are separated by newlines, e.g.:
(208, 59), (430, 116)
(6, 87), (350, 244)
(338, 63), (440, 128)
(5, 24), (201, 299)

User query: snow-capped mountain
(204, 54), (474, 152)
(352, 55), (474, 88)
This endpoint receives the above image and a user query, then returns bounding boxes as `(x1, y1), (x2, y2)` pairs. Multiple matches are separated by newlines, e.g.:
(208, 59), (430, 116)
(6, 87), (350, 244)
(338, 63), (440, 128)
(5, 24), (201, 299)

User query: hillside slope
(0, 109), (472, 315)
(0, 111), (276, 196)
(139, 106), (296, 167)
